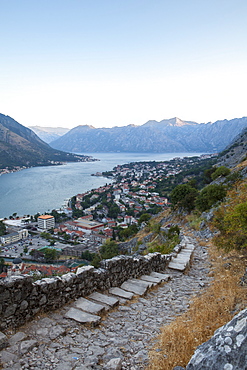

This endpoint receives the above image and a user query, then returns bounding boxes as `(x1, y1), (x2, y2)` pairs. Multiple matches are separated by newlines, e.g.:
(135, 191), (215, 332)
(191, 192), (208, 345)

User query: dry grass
(147, 242), (247, 370)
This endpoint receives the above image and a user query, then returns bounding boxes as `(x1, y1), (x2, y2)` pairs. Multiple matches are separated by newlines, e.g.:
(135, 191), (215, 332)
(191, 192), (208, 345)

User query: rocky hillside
(0, 114), (91, 169)
(29, 126), (69, 143)
(217, 126), (247, 168)
(50, 116), (247, 153)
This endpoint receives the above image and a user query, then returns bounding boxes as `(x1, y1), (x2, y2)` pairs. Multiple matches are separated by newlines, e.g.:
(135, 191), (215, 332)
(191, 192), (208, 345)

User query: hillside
(50, 116), (247, 153)
(217, 126), (247, 168)
(0, 114), (92, 169)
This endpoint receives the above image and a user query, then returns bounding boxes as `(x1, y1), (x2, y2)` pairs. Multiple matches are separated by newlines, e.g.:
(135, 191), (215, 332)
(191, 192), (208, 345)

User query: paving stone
(74, 297), (105, 315)
(150, 272), (170, 281)
(140, 275), (162, 284)
(109, 287), (134, 299)
(49, 325), (66, 340)
(127, 278), (155, 288)
(0, 349), (18, 364)
(19, 339), (38, 355)
(0, 332), (8, 350)
(88, 292), (119, 308)
(65, 308), (101, 325)
(103, 357), (122, 370)
(120, 281), (148, 296)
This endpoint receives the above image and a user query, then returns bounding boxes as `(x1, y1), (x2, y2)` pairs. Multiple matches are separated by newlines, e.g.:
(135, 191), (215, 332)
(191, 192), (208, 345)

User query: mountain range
(0, 114), (91, 169)
(49, 117), (247, 153)
(28, 126), (69, 143)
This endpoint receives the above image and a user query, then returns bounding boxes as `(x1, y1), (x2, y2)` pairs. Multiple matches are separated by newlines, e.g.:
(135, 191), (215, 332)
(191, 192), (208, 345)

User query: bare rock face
(186, 307), (247, 370)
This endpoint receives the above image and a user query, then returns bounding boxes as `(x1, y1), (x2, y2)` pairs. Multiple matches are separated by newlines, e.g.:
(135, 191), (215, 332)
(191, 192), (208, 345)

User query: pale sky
(1, 0), (247, 129)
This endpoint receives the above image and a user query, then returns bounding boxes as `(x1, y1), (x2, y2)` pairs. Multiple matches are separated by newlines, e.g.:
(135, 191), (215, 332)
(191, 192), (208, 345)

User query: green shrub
(196, 184), (226, 212)
(211, 166), (231, 181)
(170, 184), (198, 212)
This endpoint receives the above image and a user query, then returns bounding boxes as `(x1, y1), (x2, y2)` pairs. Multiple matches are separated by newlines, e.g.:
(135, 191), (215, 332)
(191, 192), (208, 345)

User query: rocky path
(0, 236), (211, 370)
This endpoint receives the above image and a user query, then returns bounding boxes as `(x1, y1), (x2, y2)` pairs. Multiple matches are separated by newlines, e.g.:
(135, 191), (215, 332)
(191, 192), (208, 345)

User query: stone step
(88, 292), (119, 308)
(108, 287), (134, 300)
(168, 243), (195, 271)
(168, 261), (188, 271)
(120, 281), (148, 296)
(73, 297), (105, 315)
(127, 278), (155, 288)
(65, 307), (101, 325)
(150, 272), (170, 281)
(140, 275), (162, 284)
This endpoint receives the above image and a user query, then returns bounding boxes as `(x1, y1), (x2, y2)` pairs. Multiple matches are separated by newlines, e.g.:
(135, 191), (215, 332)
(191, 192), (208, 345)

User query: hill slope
(217, 127), (247, 168)
(50, 117), (247, 153)
(0, 114), (91, 169)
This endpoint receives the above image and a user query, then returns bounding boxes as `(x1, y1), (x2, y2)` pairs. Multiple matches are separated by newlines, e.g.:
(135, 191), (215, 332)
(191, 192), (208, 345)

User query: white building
(38, 215), (55, 230)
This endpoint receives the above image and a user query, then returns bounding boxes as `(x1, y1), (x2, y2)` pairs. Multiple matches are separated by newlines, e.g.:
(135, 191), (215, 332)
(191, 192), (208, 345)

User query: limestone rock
(186, 307), (247, 370)
(104, 357), (122, 369)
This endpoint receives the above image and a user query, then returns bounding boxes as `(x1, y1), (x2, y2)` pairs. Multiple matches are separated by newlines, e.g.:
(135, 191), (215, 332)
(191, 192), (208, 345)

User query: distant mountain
(29, 126), (69, 143)
(50, 117), (247, 154)
(0, 114), (92, 169)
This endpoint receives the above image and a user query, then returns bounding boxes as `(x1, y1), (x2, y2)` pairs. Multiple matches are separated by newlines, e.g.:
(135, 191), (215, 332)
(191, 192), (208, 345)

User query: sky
(1, 0), (247, 129)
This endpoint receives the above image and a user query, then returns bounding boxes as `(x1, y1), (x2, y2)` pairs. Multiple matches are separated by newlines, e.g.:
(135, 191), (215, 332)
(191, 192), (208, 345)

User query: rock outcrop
(185, 307), (247, 370)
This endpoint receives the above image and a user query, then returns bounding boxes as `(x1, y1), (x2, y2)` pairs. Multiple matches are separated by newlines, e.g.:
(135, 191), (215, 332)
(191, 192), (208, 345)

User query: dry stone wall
(0, 252), (171, 330)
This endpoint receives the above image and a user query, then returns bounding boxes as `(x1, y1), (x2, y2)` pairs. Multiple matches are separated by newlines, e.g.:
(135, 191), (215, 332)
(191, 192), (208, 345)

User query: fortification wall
(0, 252), (172, 330)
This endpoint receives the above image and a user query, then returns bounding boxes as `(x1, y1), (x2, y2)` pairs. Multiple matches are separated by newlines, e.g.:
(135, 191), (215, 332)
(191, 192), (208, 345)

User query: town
(0, 154), (216, 278)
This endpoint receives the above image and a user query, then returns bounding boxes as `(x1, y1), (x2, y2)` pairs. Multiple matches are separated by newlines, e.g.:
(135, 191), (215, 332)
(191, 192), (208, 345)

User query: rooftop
(38, 215), (55, 220)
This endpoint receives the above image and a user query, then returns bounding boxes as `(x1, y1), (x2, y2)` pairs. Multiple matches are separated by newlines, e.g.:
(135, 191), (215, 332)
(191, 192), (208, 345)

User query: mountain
(217, 127), (247, 168)
(28, 126), (69, 143)
(50, 117), (247, 153)
(0, 114), (91, 169)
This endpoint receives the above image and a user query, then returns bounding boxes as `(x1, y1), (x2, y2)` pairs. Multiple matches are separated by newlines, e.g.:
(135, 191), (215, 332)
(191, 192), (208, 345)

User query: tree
(0, 221), (6, 236)
(81, 250), (95, 261)
(100, 240), (119, 259)
(196, 184), (227, 212)
(138, 213), (152, 225)
(170, 184), (198, 212)
(44, 248), (58, 262)
(211, 166), (231, 181)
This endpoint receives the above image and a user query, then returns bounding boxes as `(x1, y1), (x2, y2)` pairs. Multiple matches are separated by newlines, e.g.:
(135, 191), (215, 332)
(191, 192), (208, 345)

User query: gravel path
(0, 237), (211, 370)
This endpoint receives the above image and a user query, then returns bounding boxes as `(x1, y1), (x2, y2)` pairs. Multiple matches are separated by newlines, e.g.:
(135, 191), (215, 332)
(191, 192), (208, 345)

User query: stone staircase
(63, 236), (195, 326)
(64, 272), (170, 325)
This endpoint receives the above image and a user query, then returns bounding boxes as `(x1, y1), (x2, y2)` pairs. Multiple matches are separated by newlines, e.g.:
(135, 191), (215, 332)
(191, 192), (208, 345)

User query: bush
(213, 200), (247, 251)
(211, 166), (230, 181)
(196, 184), (226, 212)
(170, 184), (198, 212)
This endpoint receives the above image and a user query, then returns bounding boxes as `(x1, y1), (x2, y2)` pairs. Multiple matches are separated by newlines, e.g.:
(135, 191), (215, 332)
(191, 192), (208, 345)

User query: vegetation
(0, 221), (6, 236)
(213, 180), (247, 251)
(195, 184), (227, 212)
(146, 224), (180, 254)
(211, 165), (230, 180)
(170, 184), (198, 212)
(43, 248), (59, 262)
(91, 240), (119, 267)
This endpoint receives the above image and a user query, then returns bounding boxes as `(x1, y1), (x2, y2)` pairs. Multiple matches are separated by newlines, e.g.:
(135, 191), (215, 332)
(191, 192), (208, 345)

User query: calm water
(0, 152), (205, 218)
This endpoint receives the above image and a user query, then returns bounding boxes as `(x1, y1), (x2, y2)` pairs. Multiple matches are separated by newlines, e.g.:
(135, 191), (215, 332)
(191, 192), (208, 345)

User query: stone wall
(0, 252), (171, 330)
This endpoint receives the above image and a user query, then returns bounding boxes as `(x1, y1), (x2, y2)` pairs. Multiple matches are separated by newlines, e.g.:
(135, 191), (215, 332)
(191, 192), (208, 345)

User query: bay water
(0, 152), (204, 218)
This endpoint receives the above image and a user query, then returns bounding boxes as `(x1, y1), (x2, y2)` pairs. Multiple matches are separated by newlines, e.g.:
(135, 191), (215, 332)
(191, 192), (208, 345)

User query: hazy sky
(1, 0), (247, 129)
